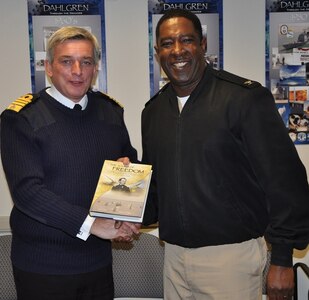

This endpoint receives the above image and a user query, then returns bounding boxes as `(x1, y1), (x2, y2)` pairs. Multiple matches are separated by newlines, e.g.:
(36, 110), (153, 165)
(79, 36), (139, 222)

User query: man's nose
(172, 41), (184, 55)
(71, 61), (82, 75)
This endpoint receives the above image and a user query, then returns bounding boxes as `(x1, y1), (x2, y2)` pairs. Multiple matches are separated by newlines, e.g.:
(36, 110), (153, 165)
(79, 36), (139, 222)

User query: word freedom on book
(112, 166), (145, 174)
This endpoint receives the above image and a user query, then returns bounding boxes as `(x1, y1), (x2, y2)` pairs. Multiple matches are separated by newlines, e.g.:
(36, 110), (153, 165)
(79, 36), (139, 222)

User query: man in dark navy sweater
(1, 26), (139, 300)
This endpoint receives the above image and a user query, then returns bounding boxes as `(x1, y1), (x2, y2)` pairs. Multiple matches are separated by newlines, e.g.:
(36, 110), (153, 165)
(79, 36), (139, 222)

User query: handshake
(90, 218), (141, 242)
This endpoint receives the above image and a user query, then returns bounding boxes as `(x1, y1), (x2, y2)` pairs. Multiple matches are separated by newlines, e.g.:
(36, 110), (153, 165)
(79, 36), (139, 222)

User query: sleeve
(0, 110), (89, 237)
(239, 86), (309, 266)
(120, 110), (138, 163)
(142, 173), (159, 226)
(141, 108), (159, 225)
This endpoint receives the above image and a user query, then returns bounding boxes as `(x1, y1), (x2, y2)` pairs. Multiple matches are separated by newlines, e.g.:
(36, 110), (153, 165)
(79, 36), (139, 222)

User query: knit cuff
(270, 244), (293, 267)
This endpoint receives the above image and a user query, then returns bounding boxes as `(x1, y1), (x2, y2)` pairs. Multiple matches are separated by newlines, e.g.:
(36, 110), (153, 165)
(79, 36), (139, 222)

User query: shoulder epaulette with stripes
(6, 93), (39, 113)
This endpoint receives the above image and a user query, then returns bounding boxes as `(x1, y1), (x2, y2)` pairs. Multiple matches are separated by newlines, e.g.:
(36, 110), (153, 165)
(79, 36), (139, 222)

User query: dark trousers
(13, 264), (114, 300)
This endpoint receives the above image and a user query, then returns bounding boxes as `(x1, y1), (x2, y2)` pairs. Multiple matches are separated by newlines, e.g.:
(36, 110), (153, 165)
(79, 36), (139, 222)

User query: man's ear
(201, 36), (207, 53)
(154, 46), (161, 65)
(154, 45), (161, 65)
(91, 65), (99, 86)
(45, 60), (52, 78)
(154, 44), (159, 55)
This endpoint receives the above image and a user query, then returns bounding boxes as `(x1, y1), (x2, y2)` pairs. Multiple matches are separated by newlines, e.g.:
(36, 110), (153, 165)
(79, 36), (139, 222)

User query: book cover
(89, 160), (152, 222)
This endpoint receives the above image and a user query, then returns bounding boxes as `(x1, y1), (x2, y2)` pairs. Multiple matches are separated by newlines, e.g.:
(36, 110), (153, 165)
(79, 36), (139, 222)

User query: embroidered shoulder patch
(7, 94), (35, 112)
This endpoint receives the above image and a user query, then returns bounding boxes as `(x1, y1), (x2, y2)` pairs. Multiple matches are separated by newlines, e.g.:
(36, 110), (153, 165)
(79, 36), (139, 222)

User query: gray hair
(46, 26), (101, 64)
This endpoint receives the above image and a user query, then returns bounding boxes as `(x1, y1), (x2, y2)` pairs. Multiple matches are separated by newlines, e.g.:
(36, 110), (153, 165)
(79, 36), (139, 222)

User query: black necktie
(74, 104), (82, 111)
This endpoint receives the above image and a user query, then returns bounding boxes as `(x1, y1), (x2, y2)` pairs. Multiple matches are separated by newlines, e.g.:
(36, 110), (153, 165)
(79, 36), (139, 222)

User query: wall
(1, 0), (309, 273)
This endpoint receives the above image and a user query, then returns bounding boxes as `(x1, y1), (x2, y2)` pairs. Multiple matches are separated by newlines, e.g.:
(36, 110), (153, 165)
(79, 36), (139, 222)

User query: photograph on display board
(27, 0), (107, 93)
(278, 23), (309, 53)
(266, 0), (309, 144)
(148, 0), (223, 96)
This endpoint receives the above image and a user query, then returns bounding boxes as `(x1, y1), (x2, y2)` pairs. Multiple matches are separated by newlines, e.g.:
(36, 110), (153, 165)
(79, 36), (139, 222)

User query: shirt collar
(46, 85), (88, 110)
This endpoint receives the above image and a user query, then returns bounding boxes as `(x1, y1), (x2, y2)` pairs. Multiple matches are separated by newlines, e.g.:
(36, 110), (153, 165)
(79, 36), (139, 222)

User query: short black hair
(155, 9), (203, 42)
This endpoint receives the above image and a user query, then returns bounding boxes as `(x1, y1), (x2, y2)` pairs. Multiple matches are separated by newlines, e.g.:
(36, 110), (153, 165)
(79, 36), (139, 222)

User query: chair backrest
(112, 232), (164, 299)
(0, 232), (163, 300)
(0, 234), (17, 300)
(262, 250), (271, 296)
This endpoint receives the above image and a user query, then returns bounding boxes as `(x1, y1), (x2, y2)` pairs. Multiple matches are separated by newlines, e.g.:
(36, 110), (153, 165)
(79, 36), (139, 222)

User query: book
(89, 160), (152, 222)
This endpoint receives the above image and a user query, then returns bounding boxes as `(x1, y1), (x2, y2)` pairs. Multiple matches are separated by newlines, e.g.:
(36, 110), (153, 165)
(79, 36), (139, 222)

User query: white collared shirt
(46, 85), (88, 110)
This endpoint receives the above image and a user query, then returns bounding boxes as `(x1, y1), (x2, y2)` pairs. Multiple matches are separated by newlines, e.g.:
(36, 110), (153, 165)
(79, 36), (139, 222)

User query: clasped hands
(113, 220), (141, 242)
(90, 217), (141, 242)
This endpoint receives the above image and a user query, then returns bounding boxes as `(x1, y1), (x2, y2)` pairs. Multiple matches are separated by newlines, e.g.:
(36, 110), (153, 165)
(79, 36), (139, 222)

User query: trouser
(13, 264), (114, 300)
(164, 237), (267, 300)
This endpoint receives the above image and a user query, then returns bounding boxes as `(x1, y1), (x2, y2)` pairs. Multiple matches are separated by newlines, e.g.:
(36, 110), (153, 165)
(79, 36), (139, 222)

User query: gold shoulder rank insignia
(7, 94), (35, 112)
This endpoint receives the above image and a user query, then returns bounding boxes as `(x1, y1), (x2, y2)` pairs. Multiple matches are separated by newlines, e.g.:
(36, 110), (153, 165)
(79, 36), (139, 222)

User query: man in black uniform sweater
(1, 26), (139, 300)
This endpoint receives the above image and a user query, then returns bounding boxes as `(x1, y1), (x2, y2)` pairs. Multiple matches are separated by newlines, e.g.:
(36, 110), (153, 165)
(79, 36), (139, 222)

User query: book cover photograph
(89, 160), (152, 222)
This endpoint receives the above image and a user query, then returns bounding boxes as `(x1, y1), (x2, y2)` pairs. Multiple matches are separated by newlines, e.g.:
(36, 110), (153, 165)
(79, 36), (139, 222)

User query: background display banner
(148, 0), (223, 97)
(27, 0), (107, 93)
(266, 0), (309, 144)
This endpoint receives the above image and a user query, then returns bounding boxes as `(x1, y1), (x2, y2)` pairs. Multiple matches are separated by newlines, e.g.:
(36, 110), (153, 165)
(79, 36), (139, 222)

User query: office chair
(262, 249), (271, 297)
(0, 232), (164, 300)
(0, 234), (17, 300)
(112, 232), (164, 299)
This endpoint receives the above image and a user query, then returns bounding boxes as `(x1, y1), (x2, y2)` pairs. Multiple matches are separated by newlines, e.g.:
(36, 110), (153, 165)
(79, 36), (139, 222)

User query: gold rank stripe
(7, 94), (34, 112)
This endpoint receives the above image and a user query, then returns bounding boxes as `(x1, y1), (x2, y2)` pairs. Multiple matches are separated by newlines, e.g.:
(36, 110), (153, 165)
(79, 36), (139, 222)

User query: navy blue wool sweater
(0, 89), (137, 274)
